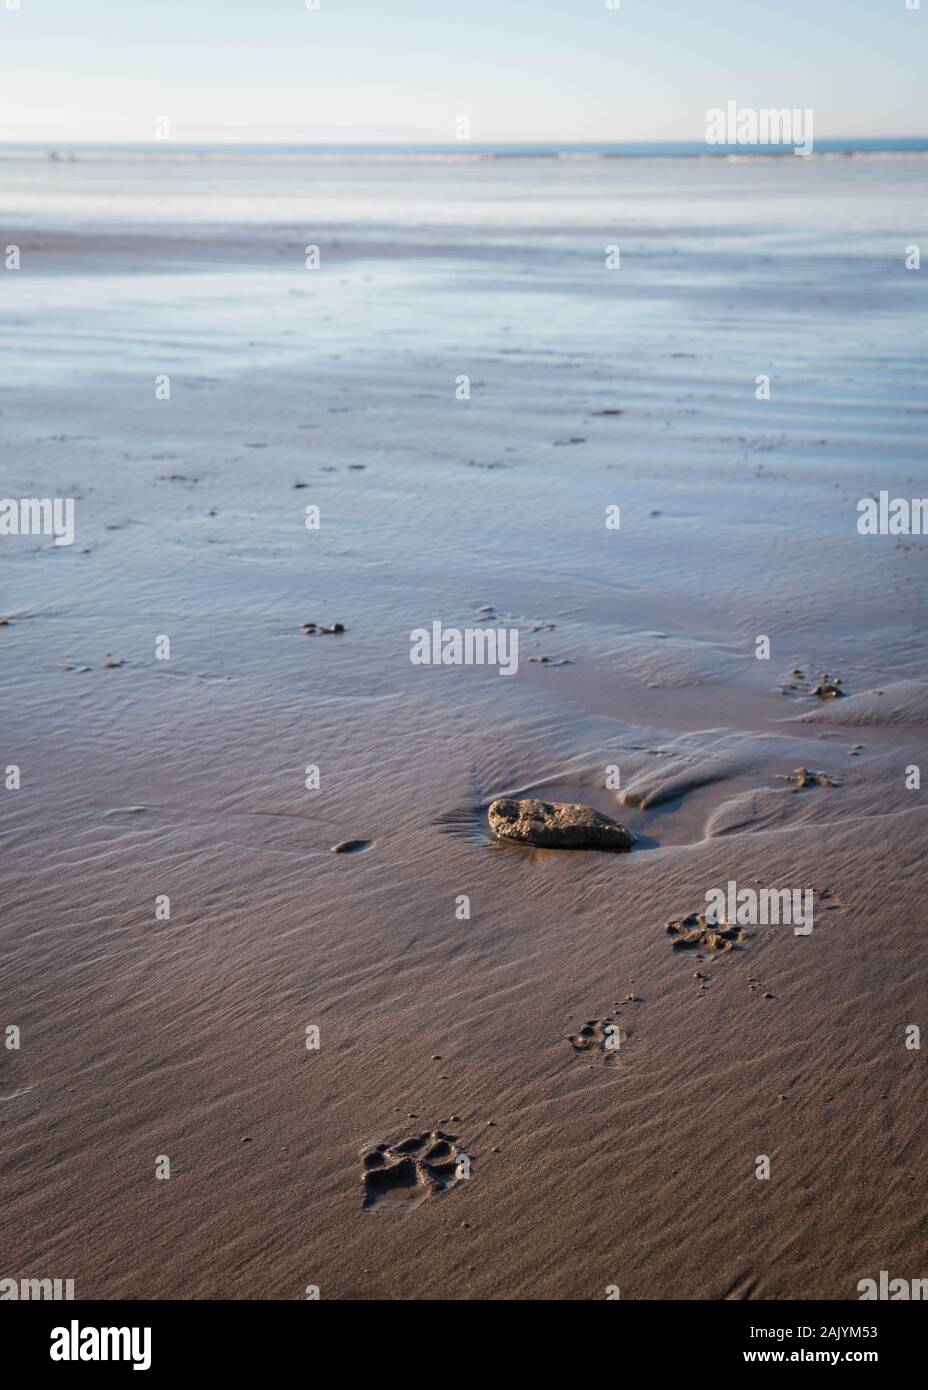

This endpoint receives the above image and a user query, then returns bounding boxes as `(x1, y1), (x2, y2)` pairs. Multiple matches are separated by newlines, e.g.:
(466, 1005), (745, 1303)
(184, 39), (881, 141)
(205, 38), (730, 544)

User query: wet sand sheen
(0, 153), (926, 1300)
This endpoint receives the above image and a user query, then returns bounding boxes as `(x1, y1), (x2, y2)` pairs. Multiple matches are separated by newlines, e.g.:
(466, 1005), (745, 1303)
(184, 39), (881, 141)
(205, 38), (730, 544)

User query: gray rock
(488, 798), (635, 852)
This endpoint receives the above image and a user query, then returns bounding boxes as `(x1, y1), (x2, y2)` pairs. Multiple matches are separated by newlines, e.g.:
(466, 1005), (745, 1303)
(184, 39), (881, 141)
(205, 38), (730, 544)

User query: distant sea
(0, 138), (926, 161)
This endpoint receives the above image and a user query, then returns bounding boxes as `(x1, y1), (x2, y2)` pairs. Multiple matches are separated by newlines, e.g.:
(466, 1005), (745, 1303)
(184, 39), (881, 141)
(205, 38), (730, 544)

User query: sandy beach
(1, 149), (926, 1301)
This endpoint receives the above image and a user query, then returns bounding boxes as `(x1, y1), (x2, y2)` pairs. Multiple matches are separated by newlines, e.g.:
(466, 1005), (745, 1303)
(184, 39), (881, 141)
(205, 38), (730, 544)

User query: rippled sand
(1, 153), (926, 1299)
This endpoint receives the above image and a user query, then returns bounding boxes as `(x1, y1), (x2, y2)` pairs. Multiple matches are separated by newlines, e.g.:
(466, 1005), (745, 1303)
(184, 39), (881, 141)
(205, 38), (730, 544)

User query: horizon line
(2, 135), (928, 149)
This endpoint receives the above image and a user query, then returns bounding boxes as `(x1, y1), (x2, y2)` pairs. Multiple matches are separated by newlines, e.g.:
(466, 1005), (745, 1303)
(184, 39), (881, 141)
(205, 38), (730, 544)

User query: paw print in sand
(567, 1017), (625, 1065)
(666, 913), (746, 952)
(780, 667), (845, 702)
(361, 1130), (470, 1211)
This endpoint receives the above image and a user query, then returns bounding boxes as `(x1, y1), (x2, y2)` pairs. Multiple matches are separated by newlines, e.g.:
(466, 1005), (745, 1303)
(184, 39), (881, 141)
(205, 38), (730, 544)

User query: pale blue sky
(0, 0), (925, 144)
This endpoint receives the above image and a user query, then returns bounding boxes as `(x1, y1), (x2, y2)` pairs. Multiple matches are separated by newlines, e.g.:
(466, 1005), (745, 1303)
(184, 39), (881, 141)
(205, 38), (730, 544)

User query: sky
(0, 0), (925, 145)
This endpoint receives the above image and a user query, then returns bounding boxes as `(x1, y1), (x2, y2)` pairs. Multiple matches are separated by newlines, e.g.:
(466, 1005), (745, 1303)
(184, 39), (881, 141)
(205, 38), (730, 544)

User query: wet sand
(1, 153), (926, 1299)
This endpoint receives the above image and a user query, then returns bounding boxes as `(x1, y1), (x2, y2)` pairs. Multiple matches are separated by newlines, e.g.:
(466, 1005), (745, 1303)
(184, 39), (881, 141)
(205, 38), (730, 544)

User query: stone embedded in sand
(487, 797), (635, 852)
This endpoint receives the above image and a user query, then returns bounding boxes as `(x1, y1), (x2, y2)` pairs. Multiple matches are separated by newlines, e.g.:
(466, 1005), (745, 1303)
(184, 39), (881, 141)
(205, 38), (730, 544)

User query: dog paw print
(361, 1129), (471, 1211)
(567, 1016), (625, 1066)
(779, 667), (845, 702)
(778, 766), (839, 789)
(666, 913), (746, 953)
